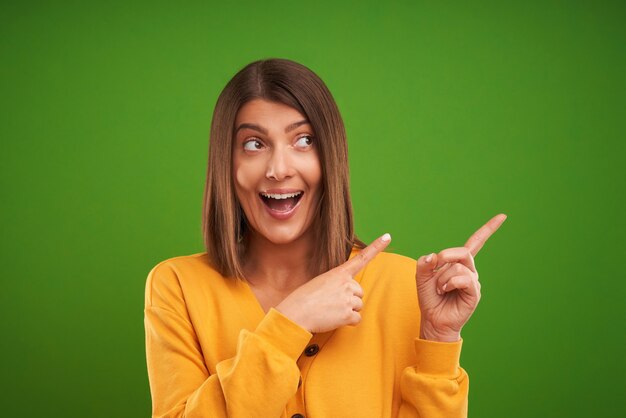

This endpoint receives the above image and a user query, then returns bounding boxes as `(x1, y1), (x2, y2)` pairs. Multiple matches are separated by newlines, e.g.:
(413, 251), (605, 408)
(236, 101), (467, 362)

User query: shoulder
(352, 248), (417, 278)
(355, 250), (420, 315)
(147, 252), (218, 277)
(370, 251), (417, 272)
(144, 252), (224, 310)
(355, 249), (417, 292)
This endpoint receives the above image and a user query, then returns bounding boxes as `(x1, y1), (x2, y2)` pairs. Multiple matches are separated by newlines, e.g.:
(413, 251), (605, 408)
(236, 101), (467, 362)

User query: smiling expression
(232, 99), (323, 246)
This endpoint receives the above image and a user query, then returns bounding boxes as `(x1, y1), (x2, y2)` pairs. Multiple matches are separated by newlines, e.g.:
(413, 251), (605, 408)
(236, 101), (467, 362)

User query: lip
(261, 188), (303, 195)
(259, 190), (304, 220)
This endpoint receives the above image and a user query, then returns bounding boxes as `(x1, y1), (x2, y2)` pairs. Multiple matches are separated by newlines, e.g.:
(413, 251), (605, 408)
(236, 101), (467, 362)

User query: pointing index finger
(343, 233), (391, 275)
(464, 214), (507, 256)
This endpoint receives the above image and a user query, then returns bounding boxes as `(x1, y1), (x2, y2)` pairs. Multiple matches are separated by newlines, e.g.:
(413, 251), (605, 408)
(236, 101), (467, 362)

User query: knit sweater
(144, 249), (468, 417)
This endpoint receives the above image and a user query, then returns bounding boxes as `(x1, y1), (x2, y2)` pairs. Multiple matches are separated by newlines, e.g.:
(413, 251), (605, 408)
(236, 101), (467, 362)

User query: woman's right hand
(276, 234), (391, 333)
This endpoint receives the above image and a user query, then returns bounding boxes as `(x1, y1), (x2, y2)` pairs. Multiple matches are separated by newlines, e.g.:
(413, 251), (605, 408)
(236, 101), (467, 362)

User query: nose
(265, 146), (295, 181)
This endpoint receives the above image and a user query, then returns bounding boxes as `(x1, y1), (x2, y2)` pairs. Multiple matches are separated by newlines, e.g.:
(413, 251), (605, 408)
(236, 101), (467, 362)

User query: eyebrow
(235, 119), (310, 135)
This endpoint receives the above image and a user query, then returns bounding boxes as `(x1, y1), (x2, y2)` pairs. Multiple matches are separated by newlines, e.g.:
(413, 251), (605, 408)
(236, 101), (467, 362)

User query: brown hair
(202, 58), (364, 279)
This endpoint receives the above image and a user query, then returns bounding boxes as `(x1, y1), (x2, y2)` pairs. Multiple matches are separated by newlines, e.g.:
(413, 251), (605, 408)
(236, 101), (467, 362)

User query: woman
(144, 58), (506, 418)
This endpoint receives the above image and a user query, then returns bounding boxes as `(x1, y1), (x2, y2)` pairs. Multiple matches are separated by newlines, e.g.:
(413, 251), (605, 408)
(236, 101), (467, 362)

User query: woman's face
(233, 99), (322, 246)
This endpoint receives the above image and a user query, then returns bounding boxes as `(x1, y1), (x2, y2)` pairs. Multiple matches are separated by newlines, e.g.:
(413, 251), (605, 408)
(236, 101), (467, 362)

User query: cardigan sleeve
(144, 263), (312, 418)
(398, 338), (469, 417)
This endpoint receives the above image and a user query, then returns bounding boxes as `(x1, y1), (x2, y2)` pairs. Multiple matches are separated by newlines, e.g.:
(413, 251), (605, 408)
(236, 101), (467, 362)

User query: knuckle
(337, 265), (350, 275)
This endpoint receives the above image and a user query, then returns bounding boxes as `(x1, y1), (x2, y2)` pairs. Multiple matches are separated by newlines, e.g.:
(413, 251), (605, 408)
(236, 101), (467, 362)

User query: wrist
(275, 302), (311, 332)
(419, 320), (461, 342)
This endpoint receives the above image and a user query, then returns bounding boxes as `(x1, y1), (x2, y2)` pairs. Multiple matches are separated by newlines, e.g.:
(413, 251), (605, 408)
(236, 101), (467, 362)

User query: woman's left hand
(415, 214), (507, 342)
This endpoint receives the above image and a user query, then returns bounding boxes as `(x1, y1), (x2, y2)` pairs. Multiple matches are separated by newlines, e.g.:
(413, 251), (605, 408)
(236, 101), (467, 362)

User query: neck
(243, 230), (316, 292)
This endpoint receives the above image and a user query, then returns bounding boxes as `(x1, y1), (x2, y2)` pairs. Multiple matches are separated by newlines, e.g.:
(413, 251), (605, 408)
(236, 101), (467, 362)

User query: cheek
(233, 159), (262, 199)
(303, 153), (322, 190)
(234, 167), (248, 192)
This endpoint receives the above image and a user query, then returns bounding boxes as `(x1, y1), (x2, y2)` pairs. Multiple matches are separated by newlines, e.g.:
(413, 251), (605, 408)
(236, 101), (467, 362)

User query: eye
(294, 135), (314, 149)
(243, 139), (264, 151)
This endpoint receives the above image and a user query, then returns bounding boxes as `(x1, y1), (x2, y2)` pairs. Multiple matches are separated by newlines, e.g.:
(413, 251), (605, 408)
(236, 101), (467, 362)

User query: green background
(1, 1), (624, 416)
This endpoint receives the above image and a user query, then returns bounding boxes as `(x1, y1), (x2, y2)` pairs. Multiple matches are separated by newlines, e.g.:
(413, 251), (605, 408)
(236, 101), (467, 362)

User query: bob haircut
(202, 58), (364, 279)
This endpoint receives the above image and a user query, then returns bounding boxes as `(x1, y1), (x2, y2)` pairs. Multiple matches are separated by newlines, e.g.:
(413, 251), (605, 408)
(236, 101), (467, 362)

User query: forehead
(235, 99), (307, 129)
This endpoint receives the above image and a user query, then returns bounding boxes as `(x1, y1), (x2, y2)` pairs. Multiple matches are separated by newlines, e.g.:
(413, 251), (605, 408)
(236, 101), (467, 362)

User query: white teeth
(260, 191), (303, 200)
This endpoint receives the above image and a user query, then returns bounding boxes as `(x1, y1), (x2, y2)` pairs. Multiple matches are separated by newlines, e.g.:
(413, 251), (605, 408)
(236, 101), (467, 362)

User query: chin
(262, 227), (308, 245)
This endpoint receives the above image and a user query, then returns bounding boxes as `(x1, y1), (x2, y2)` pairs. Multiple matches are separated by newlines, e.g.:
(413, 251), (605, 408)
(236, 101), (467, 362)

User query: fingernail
(425, 254), (433, 263)
(442, 283), (447, 292)
(381, 233), (391, 242)
(436, 287), (442, 295)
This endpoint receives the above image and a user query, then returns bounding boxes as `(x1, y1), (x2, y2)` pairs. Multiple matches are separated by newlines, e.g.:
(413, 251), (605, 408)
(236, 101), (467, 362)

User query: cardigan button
(291, 414), (305, 418)
(304, 343), (319, 357)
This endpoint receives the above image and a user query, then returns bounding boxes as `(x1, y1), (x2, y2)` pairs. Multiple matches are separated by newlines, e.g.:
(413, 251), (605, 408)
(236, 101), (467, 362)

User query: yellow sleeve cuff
(254, 308), (313, 360)
(414, 338), (463, 378)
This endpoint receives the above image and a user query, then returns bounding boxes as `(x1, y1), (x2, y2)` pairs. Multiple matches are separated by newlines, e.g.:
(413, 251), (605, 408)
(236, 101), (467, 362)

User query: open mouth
(259, 191), (303, 213)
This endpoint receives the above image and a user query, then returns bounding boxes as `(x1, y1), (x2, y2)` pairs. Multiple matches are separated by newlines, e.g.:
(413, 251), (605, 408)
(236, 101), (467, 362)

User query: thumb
(416, 252), (438, 283)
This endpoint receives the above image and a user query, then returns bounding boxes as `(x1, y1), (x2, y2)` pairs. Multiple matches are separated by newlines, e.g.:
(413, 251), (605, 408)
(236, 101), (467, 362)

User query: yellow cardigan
(144, 249), (468, 417)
